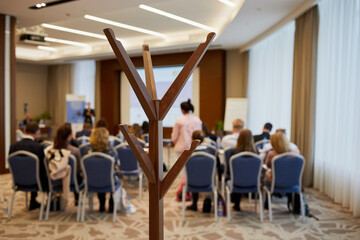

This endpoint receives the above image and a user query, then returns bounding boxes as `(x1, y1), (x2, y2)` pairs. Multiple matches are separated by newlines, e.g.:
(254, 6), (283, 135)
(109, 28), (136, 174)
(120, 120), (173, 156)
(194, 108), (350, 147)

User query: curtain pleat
(291, 6), (319, 187)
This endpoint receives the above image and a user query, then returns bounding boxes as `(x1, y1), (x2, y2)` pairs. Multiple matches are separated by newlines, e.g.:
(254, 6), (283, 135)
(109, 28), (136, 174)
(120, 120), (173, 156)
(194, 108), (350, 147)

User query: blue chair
(110, 136), (123, 147)
(81, 152), (122, 223)
(182, 152), (218, 221)
(115, 143), (143, 199)
(226, 152), (263, 222)
(221, 148), (235, 197)
(79, 142), (91, 157)
(7, 151), (46, 221)
(197, 143), (216, 156)
(263, 152), (305, 222)
(76, 136), (90, 146)
(43, 154), (83, 221)
(254, 139), (270, 153)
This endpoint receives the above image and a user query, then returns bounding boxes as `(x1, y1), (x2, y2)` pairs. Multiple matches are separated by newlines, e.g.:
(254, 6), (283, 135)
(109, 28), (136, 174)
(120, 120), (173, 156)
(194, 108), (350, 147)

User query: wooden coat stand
(104, 28), (215, 240)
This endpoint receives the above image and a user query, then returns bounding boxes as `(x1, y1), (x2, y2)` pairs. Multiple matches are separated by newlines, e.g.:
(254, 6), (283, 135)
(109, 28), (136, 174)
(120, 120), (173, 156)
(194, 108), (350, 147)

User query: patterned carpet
(1, 153), (360, 239)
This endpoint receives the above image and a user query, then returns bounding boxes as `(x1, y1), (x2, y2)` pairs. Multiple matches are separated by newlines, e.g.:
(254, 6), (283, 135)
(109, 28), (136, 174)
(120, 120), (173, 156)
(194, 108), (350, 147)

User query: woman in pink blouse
(171, 99), (202, 155)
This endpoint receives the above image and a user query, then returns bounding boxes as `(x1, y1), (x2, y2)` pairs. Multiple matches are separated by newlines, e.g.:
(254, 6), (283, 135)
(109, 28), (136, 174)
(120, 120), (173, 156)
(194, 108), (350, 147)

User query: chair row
(182, 151), (305, 222)
(7, 143), (143, 223)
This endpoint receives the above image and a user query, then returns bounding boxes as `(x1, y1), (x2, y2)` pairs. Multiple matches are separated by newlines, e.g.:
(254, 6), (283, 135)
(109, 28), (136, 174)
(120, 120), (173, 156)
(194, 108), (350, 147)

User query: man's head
(26, 113), (32, 120)
(83, 122), (92, 130)
(25, 122), (40, 137)
(232, 119), (244, 133)
(263, 122), (273, 133)
(86, 102), (91, 108)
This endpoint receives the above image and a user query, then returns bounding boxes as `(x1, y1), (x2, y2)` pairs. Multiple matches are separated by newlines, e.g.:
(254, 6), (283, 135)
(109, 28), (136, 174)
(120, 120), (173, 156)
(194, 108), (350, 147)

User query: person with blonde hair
(88, 127), (120, 212)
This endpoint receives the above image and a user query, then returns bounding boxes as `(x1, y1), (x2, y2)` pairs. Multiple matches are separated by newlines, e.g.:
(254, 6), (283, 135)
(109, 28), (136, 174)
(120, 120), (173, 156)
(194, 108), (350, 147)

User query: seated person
(228, 129), (257, 211)
(221, 119), (244, 150)
(9, 122), (48, 210)
(264, 132), (300, 183)
(254, 122), (272, 143)
(87, 127), (120, 212)
(76, 122), (92, 138)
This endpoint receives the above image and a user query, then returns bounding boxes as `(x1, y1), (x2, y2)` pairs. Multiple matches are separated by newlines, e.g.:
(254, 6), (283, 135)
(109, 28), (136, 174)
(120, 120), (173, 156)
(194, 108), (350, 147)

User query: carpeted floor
(1, 151), (360, 240)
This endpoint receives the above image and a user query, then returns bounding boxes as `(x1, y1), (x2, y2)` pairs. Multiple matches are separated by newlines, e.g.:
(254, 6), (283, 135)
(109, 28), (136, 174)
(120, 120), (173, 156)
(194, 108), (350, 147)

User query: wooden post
(104, 28), (215, 240)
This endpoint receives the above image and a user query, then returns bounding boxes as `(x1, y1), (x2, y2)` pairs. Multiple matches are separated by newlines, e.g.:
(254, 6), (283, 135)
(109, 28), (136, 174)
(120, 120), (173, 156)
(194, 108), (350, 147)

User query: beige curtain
(95, 61), (101, 123)
(291, 6), (319, 187)
(47, 64), (73, 135)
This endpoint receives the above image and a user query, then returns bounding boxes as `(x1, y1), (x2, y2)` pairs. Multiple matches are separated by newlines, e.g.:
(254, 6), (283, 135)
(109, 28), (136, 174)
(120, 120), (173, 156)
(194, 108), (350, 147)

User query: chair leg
(8, 191), (16, 220)
(45, 192), (52, 221)
(39, 192), (45, 221)
(258, 190), (264, 222)
(81, 192), (87, 222)
(139, 173), (143, 200)
(226, 187), (230, 222)
(76, 191), (83, 222)
(89, 192), (93, 212)
(248, 192), (252, 203)
(25, 192), (28, 210)
(254, 192), (257, 213)
(267, 191), (272, 222)
(214, 190), (218, 222)
(112, 192), (117, 223)
(182, 185), (186, 221)
(300, 192), (305, 222)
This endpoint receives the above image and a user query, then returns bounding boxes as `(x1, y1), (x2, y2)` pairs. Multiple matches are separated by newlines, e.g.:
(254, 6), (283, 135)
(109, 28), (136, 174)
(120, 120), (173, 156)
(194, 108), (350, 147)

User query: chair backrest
(8, 150), (42, 191)
(115, 143), (139, 173)
(271, 152), (305, 192)
(79, 142), (91, 157)
(196, 144), (216, 156)
(185, 152), (216, 189)
(229, 152), (261, 192)
(68, 154), (80, 192)
(81, 152), (115, 192)
(113, 137), (123, 147)
(203, 137), (216, 147)
(224, 148), (235, 179)
(254, 139), (270, 153)
(76, 136), (90, 146)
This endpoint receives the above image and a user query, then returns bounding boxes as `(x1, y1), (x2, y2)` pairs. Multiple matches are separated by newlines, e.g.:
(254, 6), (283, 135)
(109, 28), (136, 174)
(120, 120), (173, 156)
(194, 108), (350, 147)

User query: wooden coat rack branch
(104, 27), (215, 240)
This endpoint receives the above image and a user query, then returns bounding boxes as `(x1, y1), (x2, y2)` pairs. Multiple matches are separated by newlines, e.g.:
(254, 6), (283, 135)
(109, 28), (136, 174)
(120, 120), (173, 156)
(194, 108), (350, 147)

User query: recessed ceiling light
(42, 23), (107, 39)
(139, 4), (215, 32)
(37, 46), (56, 52)
(84, 15), (167, 39)
(218, 0), (236, 7)
(29, 0), (75, 10)
(44, 37), (89, 47)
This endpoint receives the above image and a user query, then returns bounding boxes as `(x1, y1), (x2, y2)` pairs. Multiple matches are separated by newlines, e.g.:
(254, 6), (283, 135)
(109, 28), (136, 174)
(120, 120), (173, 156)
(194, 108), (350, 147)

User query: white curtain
(313, 0), (360, 217)
(73, 60), (96, 106)
(247, 22), (295, 138)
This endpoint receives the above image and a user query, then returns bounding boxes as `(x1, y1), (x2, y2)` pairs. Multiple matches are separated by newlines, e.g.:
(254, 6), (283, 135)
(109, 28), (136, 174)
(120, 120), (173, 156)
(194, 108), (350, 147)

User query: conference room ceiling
(1, 0), (312, 63)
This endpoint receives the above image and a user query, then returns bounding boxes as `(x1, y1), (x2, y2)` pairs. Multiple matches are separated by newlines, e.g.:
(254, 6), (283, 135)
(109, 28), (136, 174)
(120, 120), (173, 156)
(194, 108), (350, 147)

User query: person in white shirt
(220, 118), (244, 150)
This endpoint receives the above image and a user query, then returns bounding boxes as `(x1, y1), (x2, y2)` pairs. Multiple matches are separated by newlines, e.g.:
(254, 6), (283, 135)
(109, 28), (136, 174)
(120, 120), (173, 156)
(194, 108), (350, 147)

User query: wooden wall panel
(0, 15), (5, 173)
(99, 50), (226, 138)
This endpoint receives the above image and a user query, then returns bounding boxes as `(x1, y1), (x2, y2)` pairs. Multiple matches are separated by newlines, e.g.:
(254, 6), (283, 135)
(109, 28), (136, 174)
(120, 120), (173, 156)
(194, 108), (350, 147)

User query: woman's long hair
(90, 127), (109, 152)
(236, 129), (256, 153)
(54, 124), (72, 149)
(270, 132), (291, 154)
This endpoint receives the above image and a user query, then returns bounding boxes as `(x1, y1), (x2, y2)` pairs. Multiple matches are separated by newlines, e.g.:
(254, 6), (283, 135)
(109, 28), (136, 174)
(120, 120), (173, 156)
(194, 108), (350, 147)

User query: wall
(226, 49), (243, 98)
(16, 62), (48, 124)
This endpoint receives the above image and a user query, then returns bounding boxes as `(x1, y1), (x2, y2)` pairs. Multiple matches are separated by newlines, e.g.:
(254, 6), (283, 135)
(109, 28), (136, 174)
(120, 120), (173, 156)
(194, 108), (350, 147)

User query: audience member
(76, 122), (92, 138)
(83, 102), (95, 126)
(87, 127), (120, 212)
(228, 129), (256, 211)
(141, 121), (149, 135)
(95, 118), (108, 129)
(130, 123), (142, 139)
(9, 122), (48, 210)
(253, 122), (272, 143)
(259, 128), (299, 161)
(202, 122), (217, 142)
(264, 132), (300, 182)
(19, 113), (33, 129)
(171, 99), (202, 155)
(221, 119), (244, 150)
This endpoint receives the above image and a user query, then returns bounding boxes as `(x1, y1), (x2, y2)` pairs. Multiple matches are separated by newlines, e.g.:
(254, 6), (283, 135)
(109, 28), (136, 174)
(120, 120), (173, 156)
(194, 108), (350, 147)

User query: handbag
(46, 148), (70, 180)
